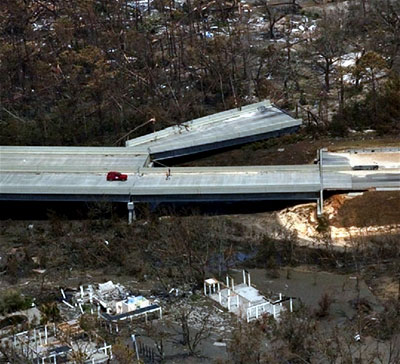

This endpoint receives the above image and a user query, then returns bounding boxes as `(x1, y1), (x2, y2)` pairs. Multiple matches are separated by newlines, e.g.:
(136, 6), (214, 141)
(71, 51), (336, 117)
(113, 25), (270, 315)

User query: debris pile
(63, 280), (162, 323)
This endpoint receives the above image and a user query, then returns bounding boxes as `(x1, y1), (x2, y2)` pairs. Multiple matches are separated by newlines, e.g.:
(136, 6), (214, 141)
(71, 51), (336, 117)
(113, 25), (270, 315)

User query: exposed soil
(277, 192), (400, 246)
(332, 191), (400, 228)
(367, 275), (400, 303)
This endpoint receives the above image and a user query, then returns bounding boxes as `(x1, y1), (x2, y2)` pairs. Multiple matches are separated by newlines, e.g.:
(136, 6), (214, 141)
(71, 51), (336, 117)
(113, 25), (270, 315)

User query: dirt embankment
(278, 191), (400, 246)
(332, 191), (400, 228)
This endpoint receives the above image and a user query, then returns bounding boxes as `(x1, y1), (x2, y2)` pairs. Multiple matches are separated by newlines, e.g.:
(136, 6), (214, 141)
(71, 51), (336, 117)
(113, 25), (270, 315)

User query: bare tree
(173, 305), (212, 356)
(227, 318), (269, 364)
(309, 12), (346, 93)
(258, 0), (299, 39)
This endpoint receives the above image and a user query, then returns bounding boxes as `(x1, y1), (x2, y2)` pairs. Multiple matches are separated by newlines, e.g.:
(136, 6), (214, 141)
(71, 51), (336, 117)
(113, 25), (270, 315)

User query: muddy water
(231, 267), (383, 322)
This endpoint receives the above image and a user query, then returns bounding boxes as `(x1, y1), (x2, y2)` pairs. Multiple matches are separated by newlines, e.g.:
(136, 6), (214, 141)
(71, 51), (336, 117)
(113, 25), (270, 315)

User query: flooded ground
(232, 267), (383, 322)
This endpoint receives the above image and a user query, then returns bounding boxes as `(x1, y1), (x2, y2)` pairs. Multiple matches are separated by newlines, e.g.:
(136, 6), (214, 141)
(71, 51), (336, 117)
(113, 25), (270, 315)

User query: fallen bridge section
(125, 100), (302, 160)
(1, 97), (399, 220)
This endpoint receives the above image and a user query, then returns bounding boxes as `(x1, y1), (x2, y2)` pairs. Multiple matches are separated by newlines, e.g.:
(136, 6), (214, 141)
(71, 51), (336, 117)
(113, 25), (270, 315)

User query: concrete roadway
(0, 117), (399, 205)
(0, 146), (150, 173)
(0, 151), (399, 203)
(321, 149), (400, 191)
(0, 165), (322, 202)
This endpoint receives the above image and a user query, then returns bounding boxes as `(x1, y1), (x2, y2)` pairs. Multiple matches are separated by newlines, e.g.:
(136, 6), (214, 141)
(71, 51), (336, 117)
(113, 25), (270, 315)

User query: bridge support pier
(127, 201), (136, 224)
(317, 190), (324, 217)
(317, 148), (325, 217)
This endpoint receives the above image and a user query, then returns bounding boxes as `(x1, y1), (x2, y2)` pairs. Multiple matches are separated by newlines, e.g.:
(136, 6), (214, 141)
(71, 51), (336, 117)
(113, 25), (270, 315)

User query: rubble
(64, 280), (162, 323)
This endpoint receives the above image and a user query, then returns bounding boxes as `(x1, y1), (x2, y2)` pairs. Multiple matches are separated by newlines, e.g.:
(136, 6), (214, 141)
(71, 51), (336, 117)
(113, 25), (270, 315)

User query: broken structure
(64, 281), (162, 323)
(1, 96), (399, 222)
(0, 320), (112, 363)
(204, 271), (293, 322)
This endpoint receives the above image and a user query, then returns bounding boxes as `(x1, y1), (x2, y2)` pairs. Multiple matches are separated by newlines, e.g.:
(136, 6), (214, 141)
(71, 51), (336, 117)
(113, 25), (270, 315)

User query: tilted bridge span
(1, 101), (399, 221)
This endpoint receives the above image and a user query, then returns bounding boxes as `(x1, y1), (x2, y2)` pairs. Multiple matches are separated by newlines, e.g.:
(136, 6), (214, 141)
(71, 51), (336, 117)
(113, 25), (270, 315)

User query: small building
(204, 270), (293, 322)
(116, 296), (150, 314)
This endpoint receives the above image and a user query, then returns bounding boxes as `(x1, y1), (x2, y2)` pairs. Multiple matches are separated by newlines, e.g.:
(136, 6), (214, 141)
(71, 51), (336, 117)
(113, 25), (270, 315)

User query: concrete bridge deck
(125, 100), (302, 160)
(1, 101), (399, 214)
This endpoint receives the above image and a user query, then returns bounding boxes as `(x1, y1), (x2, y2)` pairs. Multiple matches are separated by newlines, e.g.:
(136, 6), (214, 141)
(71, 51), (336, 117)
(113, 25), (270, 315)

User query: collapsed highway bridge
(1, 100), (399, 221)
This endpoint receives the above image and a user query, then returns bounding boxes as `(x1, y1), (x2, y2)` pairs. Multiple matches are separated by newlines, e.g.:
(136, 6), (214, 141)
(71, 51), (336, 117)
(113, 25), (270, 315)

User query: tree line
(0, 0), (399, 146)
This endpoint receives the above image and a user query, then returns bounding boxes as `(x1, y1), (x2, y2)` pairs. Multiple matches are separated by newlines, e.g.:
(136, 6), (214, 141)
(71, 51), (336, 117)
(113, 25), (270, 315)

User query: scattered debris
(63, 280), (162, 323)
(0, 320), (112, 363)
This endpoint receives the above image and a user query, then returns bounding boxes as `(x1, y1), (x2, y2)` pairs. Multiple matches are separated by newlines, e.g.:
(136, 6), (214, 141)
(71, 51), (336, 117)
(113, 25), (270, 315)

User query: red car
(106, 171), (128, 181)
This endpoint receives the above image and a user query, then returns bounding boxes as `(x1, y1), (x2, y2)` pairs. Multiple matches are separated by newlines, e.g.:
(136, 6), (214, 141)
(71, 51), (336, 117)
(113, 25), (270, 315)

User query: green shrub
(0, 290), (33, 315)
(331, 73), (400, 136)
(40, 302), (61, 324)
(316, 215), (330, 233)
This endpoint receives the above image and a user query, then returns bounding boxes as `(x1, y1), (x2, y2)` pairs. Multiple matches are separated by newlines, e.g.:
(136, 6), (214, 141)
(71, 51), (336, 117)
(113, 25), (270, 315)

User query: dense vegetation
(1, 0), (399, 146)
